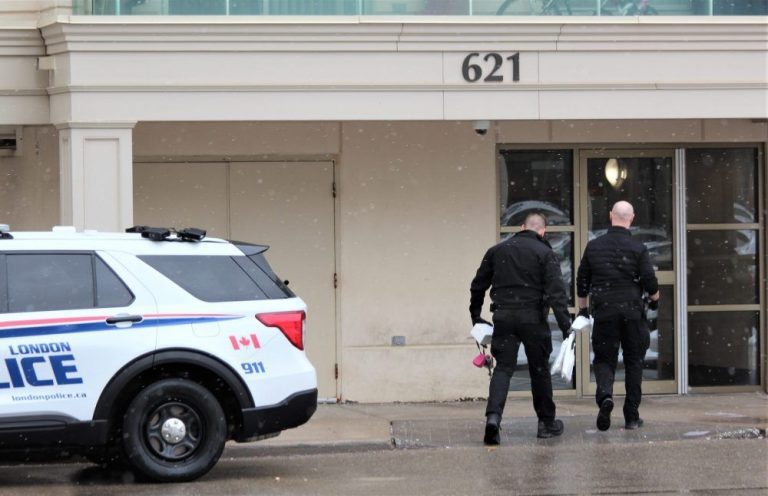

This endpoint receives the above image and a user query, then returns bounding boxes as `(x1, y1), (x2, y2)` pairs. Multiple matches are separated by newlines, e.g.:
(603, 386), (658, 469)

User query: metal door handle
(106, 314), (144, 325)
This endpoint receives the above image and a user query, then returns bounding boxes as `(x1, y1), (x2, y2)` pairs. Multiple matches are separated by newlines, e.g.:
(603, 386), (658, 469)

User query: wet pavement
(246, 392), (768, 454)
(391, 415), (765, 449)
(0, 393), (765, 494)
(0, 436), (765, 495)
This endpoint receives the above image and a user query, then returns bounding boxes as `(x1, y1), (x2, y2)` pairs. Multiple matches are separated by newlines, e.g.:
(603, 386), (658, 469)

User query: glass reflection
(498, 150), (573, 227)
(686, 230), (759, 305)
(587, 156), (673, 270)
(688, 312), (760, 387)
(79, 0), (768, 16)
(549, 232), (573, 304)
(589, 285), (675, 383)
(686, 148), (758, 224)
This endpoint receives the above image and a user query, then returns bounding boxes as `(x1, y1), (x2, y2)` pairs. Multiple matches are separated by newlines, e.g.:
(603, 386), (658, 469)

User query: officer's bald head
(523, 212), (547, 236)
(610, 201), (635, 228)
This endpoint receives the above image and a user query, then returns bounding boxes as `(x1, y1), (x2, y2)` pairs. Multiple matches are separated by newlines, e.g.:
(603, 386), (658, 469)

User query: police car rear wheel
(121, 378), (227, 482)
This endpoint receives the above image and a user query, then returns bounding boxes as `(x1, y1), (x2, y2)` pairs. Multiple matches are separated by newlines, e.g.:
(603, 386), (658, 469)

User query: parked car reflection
(589, 226), (672, 269)
(501, 200), (571, 227)
(734, 202), (756, 256)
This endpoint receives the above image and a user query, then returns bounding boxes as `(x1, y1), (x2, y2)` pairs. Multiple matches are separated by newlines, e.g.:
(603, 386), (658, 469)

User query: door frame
(576, 148), (679, 396)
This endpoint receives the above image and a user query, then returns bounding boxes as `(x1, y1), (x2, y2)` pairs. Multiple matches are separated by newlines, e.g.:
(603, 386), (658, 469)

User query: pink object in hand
(473, 353), (489, 368)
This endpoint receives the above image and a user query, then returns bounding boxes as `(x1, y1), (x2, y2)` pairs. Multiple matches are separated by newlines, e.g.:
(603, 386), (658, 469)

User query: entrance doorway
(578, 150), (678, 395)
(133, 161), (338, 399)
(499, 145), (763, 397)
(498, 147), (680, 396)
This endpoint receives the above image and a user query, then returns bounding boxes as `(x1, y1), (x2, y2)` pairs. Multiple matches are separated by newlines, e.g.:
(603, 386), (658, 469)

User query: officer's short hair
(524, 212), (547, 230)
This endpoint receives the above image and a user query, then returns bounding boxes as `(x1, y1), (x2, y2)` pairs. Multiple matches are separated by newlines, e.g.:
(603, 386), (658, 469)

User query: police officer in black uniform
(576, 201), (659, 431)
(470, 212), (572, 445)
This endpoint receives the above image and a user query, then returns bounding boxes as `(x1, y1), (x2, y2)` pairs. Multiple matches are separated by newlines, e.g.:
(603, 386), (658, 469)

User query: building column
(56, 122), (136, 231)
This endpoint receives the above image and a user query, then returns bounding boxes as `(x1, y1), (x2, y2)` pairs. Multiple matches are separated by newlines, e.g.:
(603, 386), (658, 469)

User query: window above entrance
(74, 0), (767, 16)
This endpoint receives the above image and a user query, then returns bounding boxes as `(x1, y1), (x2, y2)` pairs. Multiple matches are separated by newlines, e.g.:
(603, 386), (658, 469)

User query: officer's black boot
(537, 419), (564, 438)
(625, 418), (644, 430)
(596, 397), (614, 431)
(484, 413), (501, 445)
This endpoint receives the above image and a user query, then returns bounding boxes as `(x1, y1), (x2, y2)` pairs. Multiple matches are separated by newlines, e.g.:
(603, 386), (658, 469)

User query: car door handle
(106, 314), (144, 325)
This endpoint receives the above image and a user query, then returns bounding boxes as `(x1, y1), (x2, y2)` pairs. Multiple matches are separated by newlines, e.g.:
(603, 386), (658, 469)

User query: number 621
(461, 52), (520, 83)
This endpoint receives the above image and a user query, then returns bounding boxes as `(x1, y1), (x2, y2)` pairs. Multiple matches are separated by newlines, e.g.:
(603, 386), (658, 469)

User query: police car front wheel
(121, 378), (227, 482)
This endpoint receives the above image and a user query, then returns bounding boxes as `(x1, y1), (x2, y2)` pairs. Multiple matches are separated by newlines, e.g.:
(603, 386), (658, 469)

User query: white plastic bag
(550, 335), (567, 376)
(551, 332), (576, 381)
(560, 333), (576, 382)
(470, 323), (493, 346)
(572, 315), (594, 333)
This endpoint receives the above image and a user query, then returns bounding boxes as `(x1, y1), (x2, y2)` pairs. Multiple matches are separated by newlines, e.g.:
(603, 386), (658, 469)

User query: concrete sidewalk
(225, 392), (767, 455)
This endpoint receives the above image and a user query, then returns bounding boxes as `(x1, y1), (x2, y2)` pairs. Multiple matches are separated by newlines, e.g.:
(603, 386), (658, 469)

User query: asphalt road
(0, 437), (765, 496)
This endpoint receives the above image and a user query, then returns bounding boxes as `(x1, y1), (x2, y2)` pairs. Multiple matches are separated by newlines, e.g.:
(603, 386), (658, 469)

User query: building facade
(1, 0), (766, 402)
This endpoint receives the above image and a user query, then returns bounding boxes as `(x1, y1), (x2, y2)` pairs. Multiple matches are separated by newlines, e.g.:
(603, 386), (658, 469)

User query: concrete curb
(223, 440), (394, 458)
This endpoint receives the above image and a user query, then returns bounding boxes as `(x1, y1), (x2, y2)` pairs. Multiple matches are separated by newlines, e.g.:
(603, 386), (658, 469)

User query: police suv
(0, 224), (317, 482)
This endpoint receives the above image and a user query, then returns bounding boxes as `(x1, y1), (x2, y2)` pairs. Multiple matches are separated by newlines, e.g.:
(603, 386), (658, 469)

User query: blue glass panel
(74, 0), (768, 15)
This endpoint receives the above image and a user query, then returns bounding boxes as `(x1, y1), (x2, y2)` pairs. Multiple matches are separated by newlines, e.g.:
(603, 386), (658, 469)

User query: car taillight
(256, 311), (305, 350)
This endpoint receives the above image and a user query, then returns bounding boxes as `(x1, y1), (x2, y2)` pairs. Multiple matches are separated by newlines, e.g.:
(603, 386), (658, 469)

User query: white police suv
(0, 224), (317, 482)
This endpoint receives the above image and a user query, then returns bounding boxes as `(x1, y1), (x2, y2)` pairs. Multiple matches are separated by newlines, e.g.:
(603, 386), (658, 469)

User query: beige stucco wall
(130, 120), (499, 401)
(0, 0), (71, 24)
(0, 126), (59, 229)
(38, 19), (767, 125)
(0, 30), (48, 125)
(338, 121), (497, 401)
(133, 121), (341, 159)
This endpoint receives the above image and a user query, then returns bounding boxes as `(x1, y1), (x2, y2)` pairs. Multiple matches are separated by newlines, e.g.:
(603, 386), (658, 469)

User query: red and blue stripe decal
(0, 314), (243, 339)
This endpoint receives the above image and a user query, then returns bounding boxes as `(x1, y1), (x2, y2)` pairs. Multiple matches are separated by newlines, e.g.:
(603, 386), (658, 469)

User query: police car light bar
(126, 225), (205, 242)
(178, 227), (206, 242)
(141, 228), (171, 241)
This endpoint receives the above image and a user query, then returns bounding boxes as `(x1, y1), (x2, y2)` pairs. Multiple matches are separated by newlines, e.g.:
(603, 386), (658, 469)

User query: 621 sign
(461, 52), (520, 83)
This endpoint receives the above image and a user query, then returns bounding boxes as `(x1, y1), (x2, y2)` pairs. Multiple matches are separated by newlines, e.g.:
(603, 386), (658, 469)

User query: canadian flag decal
(229, 334), (261, 350)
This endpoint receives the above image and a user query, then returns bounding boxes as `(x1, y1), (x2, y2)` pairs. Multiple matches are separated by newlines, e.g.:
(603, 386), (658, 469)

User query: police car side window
(0, 254), (7, 313)
(95, 256), (134, 308)
(7, 254), (94, 312)
(139, 255), (269, 302)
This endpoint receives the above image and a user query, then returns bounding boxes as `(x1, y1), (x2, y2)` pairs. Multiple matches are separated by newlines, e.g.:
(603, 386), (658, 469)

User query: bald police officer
(577, 201), (660, 431)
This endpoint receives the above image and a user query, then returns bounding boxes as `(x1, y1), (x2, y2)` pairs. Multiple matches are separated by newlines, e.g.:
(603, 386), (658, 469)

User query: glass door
(497, 149), (577, 395)
(684, 147), (762, 391)
(578, 149), (678, 395)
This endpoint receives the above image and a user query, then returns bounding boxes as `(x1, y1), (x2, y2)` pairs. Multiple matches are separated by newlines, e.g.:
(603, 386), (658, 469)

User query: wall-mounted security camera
(472, 120), (491, 136)
(0, 126), (22, 158)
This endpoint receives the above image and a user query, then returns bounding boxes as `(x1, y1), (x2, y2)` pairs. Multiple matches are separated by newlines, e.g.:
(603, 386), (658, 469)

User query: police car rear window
(239, 254), (294, 298)
(139, 255), (284, 302)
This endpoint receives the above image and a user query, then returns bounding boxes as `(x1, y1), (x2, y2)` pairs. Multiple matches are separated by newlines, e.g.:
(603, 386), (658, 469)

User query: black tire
(121, 378), (227, 482)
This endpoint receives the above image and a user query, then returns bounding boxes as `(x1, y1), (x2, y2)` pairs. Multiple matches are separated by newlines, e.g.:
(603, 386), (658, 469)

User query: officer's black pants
(592, 304), (651, 423)
(485, 310), (555, 422)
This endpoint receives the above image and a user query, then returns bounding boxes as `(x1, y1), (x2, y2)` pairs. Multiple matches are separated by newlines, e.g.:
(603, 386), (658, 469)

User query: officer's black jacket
(576, 226), (658, 306)
(470, 230), (571, 332)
